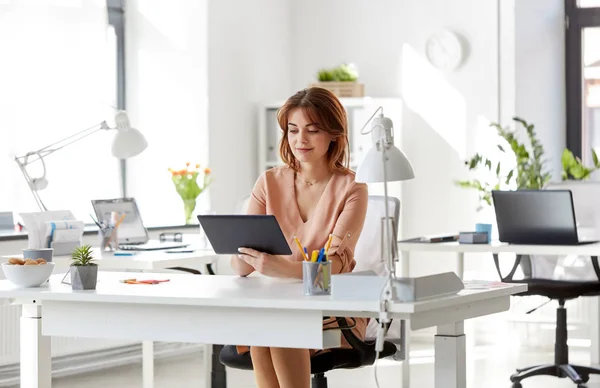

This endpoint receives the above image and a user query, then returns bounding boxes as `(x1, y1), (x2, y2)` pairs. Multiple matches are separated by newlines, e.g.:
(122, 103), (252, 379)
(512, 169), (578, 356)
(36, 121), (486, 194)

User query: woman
(231, 87), (368, 388)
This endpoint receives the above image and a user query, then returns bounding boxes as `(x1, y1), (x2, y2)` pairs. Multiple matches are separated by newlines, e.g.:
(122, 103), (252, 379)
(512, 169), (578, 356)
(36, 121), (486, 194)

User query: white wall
(207, 0), (292, 214)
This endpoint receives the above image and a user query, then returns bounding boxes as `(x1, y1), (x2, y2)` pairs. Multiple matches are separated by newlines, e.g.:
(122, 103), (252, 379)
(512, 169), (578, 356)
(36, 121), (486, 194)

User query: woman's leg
(250, 346), (280, 388)
(270, 347), (311, 388)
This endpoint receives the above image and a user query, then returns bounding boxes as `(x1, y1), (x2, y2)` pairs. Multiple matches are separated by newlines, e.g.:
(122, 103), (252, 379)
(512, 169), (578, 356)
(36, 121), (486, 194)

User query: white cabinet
(257, 97), (404, 173)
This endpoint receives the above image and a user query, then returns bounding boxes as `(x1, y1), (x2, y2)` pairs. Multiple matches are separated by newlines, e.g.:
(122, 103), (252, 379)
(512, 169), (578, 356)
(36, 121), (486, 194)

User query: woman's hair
(277, 87), (350, 173)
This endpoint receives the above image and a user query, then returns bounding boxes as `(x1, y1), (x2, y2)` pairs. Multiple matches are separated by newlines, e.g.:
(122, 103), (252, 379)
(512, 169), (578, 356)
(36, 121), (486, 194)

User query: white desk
(3, 247), (218, 272)
(2, 248), (221, 388)
(0, 271), (525, 388)
(397, 241), (600, 364)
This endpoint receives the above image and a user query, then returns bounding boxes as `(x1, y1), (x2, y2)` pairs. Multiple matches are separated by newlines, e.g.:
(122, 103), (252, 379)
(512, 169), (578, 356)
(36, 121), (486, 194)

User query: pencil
(324, 234), (333, 254)
(294, 236), (309, 261)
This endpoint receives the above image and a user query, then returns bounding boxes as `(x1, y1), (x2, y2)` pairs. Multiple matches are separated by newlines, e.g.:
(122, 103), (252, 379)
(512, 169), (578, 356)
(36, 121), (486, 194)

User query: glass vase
(183, 198), (197, 225)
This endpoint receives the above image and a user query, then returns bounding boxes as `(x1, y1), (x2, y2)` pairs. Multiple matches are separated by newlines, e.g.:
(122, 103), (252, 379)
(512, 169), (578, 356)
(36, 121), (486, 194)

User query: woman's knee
(250, 346), (272, 362)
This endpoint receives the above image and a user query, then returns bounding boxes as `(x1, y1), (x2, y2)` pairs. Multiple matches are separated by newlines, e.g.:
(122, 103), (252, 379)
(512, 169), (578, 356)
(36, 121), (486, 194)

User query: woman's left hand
(237, 248), (293, 278)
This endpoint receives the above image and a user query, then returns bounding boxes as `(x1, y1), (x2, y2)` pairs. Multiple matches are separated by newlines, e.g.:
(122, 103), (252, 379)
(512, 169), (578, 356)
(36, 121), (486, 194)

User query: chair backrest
(352, 196), (403, 345)
(353, 195), (401, 276)
(236, 195), (251, 215)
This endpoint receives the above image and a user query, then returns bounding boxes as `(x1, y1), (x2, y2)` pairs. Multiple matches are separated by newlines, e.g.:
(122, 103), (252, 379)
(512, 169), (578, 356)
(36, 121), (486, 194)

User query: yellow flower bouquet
(169, 162), (213, 224)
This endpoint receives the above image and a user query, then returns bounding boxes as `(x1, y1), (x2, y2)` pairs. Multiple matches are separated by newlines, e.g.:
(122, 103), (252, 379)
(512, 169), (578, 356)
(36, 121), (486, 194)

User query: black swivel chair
(493, 253), (600, 388)
(219, 318), (399, 388)
(220, 196), (403, 388)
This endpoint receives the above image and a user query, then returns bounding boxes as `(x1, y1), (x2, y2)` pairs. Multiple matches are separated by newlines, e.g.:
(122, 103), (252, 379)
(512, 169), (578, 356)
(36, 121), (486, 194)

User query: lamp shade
(356, 113), (415, 183)
(356, 144), (415, 183)
(111, 111), (148, 159)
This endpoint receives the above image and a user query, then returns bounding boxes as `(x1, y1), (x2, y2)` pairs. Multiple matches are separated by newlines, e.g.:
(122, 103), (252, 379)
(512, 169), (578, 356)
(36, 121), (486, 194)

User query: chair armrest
(592, 256), (600, 282)
(492, 254), (525, 282)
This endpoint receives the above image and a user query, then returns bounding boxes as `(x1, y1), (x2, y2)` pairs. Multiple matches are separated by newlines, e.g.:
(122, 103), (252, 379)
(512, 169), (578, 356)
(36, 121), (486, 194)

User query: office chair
(219, 195), (404, 388)
(492, 253), (600, 388)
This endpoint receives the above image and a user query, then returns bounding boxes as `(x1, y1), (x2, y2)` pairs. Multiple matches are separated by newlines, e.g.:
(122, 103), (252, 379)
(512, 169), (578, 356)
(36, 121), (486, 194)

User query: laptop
(91, 198), (189, 251)
(491, 189), (599, 246)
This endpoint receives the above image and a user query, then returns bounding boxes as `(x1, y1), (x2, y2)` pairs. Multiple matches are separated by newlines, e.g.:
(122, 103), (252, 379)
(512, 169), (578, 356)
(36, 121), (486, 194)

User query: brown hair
(277, 87), (350, 173)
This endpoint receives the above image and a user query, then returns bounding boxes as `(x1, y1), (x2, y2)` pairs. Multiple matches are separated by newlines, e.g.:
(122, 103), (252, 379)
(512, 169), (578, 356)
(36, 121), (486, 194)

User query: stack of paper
(19, 211), (84, 254)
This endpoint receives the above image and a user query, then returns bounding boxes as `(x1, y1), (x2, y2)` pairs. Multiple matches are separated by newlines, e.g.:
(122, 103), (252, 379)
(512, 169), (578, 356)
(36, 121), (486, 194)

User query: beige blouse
(238, 165), (369, 352)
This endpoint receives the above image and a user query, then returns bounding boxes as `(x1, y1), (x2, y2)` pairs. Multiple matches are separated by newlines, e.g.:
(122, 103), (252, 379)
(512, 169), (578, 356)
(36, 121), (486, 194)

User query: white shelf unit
(258, 97), (404, 173)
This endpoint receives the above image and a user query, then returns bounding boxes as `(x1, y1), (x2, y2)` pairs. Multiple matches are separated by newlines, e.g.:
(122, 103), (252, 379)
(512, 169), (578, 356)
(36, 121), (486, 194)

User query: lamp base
(331, 271), (464, 302)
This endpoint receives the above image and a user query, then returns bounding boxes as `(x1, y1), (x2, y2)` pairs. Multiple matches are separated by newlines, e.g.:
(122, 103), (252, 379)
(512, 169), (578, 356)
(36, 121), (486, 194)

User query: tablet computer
(197, 214), (292, 255)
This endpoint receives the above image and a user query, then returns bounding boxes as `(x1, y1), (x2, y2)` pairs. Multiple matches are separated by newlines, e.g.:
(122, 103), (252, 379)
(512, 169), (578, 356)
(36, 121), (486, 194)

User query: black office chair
(493, 253), (600, 388)
(219, 317), (399, 388)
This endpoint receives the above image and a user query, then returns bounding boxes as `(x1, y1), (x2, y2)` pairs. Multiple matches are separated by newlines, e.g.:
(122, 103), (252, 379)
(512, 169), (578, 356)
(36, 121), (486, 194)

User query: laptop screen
(91, 198), (148, 244)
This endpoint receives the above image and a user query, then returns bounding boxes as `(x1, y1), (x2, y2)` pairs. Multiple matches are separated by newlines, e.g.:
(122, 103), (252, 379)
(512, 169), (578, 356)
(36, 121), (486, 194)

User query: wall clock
(425, 29), (465, 72)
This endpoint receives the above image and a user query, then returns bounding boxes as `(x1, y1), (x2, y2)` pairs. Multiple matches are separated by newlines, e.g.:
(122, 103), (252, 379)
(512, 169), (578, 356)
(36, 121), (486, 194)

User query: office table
(0, 271), (526, 388)
(2, 248), (221, 388)
(397, 240), (600, 364)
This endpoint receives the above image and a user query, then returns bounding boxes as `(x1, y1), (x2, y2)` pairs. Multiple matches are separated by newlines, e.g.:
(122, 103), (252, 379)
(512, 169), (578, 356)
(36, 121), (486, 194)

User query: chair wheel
(581, 374), (590, 383)
(512, 383), (522, 388)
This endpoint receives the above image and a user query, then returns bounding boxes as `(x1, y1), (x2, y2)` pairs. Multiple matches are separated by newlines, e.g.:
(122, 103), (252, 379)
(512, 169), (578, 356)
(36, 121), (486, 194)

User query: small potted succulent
(70, 245), (98, 290)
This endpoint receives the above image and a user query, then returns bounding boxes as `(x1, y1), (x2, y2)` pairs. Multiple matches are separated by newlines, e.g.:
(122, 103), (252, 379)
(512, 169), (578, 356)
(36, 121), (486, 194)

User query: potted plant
(456, 117), (551, 211)
(70, 245), (98, 290)
(169, 163), (213, 224)
(312, 63), (364, 97)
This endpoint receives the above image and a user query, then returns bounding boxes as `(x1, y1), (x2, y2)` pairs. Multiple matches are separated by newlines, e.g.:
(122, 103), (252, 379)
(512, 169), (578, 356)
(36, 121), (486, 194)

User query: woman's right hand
(230, 254), (254, 277)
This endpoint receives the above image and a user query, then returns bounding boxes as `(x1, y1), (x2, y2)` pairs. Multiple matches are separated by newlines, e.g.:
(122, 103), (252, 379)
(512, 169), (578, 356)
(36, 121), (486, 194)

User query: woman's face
(287, 108), (334, 165)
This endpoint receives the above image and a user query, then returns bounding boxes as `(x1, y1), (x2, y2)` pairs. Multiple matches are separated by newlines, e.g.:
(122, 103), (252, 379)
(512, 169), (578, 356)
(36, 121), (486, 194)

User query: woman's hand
(237, 248), (300, 278)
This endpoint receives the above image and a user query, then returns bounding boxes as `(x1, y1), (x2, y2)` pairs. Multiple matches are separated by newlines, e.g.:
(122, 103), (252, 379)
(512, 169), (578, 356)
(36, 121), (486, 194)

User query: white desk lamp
(355, 106), (414, 306)
(14, 111), (147, 211)
(352, 107), (463, 354)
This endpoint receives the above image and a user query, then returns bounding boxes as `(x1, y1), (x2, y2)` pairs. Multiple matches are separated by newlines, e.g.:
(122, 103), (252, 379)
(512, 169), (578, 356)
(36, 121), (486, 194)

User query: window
(0, 2), (122, 223)
(565, 0), (600, 163)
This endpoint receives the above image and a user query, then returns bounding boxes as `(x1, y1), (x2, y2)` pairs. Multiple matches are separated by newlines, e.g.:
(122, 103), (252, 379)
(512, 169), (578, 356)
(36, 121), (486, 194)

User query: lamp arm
(16, 121), (109, 166)
(13, 120), (110, 212)
(14, 157), (48, 211)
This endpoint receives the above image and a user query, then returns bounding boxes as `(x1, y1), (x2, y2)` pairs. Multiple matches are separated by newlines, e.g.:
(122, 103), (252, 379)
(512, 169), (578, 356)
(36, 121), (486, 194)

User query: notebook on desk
(400, 234), (459, 243)
(92, 198), (189, 251)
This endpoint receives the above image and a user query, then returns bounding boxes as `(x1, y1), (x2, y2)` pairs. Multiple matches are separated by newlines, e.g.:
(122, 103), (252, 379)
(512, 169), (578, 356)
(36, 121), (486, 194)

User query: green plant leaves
(561, 148), (598, 180)
(456, 117), (551, 211)
(317, 64), (359, 82)
(71, 244), (96, 266)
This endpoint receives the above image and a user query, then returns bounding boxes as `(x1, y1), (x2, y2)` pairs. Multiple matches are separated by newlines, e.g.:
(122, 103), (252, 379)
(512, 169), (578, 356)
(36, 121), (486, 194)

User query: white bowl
(2, 262), (55, 288)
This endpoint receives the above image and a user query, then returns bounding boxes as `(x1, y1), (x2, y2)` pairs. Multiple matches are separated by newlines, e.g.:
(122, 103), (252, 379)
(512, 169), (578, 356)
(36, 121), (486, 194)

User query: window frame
(565, 0), (600, 159)
(107, 0), (127, 196)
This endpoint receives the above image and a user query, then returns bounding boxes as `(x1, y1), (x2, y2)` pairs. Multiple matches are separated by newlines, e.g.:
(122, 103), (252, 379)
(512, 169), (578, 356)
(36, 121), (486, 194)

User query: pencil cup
(302, 260), (331, 296)
(99, 226), (118, 252)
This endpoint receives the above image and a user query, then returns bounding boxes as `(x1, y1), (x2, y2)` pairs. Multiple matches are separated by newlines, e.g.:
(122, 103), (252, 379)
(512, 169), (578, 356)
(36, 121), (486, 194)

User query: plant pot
(70, 265), (98, 290)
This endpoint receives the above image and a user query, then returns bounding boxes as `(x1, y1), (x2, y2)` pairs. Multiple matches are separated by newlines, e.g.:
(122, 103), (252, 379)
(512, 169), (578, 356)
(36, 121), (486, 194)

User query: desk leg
(401, 320), (410, 388)
(456, 252), (464, 280)
(21, 304), (51, 388)
(435, 322), (466, 388)
(142, 341), (154, 388)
